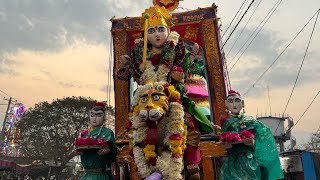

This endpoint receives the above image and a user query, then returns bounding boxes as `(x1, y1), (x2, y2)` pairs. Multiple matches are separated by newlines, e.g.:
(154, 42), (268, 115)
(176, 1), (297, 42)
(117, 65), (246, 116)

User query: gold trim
(153, 0), (179, 12)
(202, 19), (226, 127)
(110, 6), (216, 22)
(113, 30), (130, 135)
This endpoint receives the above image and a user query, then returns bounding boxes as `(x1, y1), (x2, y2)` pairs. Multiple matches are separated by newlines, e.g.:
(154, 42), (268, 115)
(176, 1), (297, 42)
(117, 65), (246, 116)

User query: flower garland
(131, 82), (186, 179)
(132, 31), (183, 84)
(74, 137), (108, 148)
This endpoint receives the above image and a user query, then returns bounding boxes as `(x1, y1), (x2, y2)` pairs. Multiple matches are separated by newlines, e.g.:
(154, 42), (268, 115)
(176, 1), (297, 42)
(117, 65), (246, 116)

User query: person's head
(140, 6), (173, 49)
(225, 90), (244, 115)
(89, 102), (106, 128)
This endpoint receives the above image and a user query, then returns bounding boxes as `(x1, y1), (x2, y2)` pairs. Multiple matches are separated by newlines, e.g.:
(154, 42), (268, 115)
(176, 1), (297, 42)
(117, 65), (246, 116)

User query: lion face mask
(136, 86), (169, 122)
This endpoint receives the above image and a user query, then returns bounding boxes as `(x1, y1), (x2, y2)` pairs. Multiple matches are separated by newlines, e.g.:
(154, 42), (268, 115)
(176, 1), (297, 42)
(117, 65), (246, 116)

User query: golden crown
(140, 6), (173, 30)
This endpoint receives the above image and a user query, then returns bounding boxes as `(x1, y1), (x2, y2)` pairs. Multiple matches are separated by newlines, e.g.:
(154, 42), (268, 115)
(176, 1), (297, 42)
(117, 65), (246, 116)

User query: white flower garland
(168, 31), (180, 46)
(142, 61), (170, 83)
(133, 146), (155, 178)
(138, 31), (180, 84)
(131, 82), (185, 179)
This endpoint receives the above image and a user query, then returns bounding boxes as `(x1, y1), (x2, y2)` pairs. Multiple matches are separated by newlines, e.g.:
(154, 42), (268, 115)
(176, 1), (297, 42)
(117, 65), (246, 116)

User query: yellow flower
(171, 123), (184, 130)
(167, 86), (180, 99)
(171, 147), (182, 155)
(170, 140), (182, 147)
(143, 145), (157, 160)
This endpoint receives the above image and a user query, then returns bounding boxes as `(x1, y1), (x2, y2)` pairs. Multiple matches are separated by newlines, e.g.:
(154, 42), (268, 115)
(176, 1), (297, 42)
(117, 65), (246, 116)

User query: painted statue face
(226, 94), (244, 115)
(89, 110), (105, 127)
(137, 88), (169, 121)
(147, 25), (169, 49)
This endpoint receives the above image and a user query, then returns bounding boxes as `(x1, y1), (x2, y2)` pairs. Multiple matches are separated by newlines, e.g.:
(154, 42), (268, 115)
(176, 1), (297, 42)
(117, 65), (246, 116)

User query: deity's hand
(171, 71), (184, 82)
(119, 55), (131, 67)
(190, 43), (200, 62)
(221, 142), (232, 149)
(244, 138), (255, 146)
(211, 122), (221, 130)
(211, 122), (222, 135)
(97, 147), (111, 155)
(186, 131), (201, 147)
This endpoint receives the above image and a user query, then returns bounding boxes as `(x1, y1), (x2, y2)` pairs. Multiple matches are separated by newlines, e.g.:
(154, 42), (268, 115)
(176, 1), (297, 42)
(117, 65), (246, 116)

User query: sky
(0, 0), (319, 148)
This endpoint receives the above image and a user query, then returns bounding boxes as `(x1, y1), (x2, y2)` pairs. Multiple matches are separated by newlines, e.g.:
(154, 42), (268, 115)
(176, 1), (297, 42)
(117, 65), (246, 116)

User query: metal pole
(279, 141), (284, 152)
(1, 97), (12, 147)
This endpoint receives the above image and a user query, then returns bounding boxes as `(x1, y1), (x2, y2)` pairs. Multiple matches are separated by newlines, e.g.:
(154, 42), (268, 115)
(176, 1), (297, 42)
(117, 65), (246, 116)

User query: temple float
(112, 0), (228, 179)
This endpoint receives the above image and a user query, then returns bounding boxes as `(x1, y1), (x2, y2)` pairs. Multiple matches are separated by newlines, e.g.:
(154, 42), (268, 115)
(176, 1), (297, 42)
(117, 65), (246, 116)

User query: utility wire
(242, 8), (320, 97)
(0, 89), (20, 103)
(107, 34), (113, 106)
(282, 10), (319, 115)
(287, 91), (320, 134)
(224, 60), (232, 91)
(276, 10), (319, 135)
(222, 0), (249, 39)
(223, 0), (250, 41)
(225, 0), (263, 58)
(223, 0), (251, 91)
(283, 91), (320, 150)
(0, 89), (10, 98)
(228, 0), (283, 71)
(222, 0), (256, 49)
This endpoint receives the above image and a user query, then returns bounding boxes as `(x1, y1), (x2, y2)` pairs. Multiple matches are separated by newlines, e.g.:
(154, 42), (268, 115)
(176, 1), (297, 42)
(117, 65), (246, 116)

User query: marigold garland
(143, 144), (157, 161)
(131, 31), (183, 84)
(130, 82), (186, 179)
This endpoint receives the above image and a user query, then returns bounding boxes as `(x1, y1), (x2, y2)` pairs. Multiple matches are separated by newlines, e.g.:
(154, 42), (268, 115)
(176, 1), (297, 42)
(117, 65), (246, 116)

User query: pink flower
(240, 130), (254, 139)
(173, 66), (183, 72)
(89, 138), (98, 145)
(97, 138), (108, 148)
(81, 130), (89, 137)
(75, 138), (85, 147)
(169, 134), (183, 140)
(220, 132), (241, 142)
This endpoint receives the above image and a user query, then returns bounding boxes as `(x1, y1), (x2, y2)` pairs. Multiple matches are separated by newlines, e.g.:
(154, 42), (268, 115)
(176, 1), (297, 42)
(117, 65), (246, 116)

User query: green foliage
(16, 96), (114, 166)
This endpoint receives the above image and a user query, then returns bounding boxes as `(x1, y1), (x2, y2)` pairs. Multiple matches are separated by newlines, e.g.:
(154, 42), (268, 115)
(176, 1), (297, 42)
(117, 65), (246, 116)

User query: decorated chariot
(112, 1), (228, 179)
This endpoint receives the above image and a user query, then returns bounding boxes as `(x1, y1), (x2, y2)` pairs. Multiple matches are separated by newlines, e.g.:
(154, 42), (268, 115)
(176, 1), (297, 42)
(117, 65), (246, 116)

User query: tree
(304, 130), (320, 153)
(16, 96), (114, 167)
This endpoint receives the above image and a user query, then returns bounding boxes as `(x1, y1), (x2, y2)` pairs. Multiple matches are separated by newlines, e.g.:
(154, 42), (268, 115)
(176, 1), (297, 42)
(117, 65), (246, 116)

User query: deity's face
(147, 25), (169, 49)
(89, 109), (105, 128)
(225, 94), (244, 115)
(137, 87), (169, 121)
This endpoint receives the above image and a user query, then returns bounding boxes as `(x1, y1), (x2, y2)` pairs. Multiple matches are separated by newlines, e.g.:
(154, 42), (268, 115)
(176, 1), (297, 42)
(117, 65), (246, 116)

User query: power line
(288, 91), (320, 133)
(221, 0), (249, 39)
(242, 8), (320, 97)
(283, 91), (320, 147)
(228, 0), (283, 71)
(282, 10), (319, 115)
(0, 89), (20, 102)
(222, 0), (256, 49)
(0, 89), (10, 98)
(225, 0), (263, 58)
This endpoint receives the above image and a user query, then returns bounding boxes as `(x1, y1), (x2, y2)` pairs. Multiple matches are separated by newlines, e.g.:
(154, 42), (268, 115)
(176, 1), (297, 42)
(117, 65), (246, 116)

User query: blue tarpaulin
(302, 151), (317, 180)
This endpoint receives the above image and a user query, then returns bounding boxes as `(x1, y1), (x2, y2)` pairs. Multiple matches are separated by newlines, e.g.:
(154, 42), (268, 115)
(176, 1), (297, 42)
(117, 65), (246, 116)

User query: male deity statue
(117, 5), (213, 180)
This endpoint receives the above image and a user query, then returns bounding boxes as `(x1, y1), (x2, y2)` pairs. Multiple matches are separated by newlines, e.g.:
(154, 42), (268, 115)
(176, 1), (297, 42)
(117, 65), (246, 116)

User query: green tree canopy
(16, 96), (114, 167)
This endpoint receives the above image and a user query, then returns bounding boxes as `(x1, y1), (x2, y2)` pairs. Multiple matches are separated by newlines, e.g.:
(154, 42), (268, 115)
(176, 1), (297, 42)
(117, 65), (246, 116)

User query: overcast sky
(0, 0), (319, 148)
